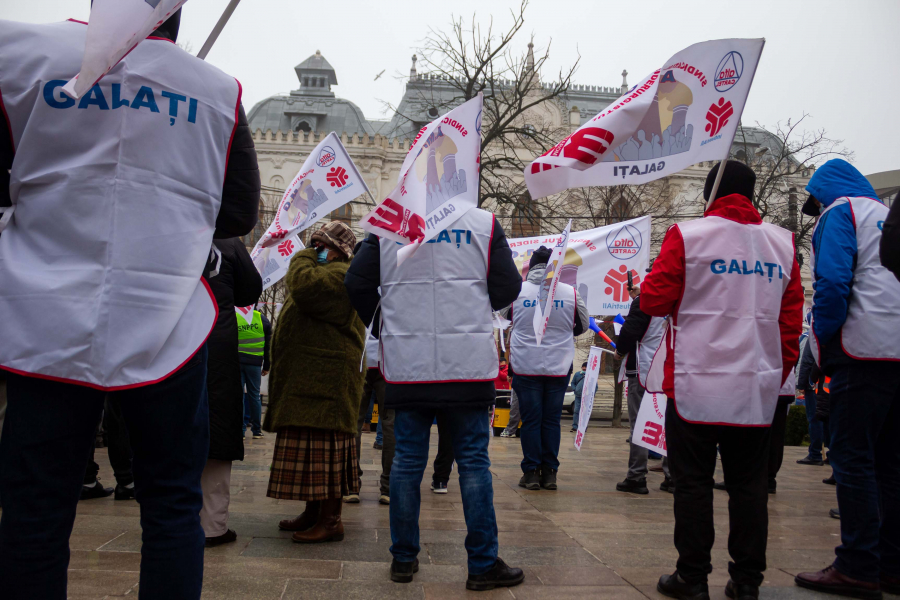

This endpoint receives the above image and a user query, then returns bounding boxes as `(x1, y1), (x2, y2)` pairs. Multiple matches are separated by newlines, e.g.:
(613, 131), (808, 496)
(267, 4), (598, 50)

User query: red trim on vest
(147, 36), (176, 44)
(0, 278), (219, 391)
(0, 88), (14, 154)
(223, 79), (242, 186)
(486, 215), (495, 277)
(383, 376), (496, 384)
(671, 398), (772, 428)
(67, 19), (88, 25)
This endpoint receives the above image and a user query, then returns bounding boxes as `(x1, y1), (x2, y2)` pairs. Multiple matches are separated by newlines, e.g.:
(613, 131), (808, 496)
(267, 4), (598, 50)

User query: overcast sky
(4, 0), (898, 175)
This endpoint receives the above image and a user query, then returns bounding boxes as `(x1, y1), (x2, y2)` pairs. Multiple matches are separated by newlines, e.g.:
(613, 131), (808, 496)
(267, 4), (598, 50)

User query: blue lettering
(188, 98), (198, 123)
(451, 229), (464, 246)
(778, 264), (783, 279)
(111, 84), (130, 108)
(710, 259), (726, 274)
(466, 230), (472, 244)
(728, 259), (742, 274)
(878, 220), (884, 231)
(754, 261), (764, 276)
(131, 86), (160, 113)
(43, 80), (75, 109)
(764, 262), (777, 279)
(77, 85), (109, 110)
(436, 230), (451, 243)
(741, 260), (752, 275)
(161, 91), (186, 125)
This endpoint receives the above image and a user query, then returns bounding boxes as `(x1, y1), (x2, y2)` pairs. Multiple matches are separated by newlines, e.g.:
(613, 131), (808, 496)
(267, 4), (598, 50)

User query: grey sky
(4, 0), (898, 175)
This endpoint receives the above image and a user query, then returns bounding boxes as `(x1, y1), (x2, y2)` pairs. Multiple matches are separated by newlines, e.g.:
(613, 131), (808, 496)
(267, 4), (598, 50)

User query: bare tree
(386, 0), (579, 216)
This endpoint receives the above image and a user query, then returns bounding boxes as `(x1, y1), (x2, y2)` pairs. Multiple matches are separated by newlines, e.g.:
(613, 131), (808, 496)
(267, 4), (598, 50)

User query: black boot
(518, 470), (540, 491)
(660, 477), (675, 493)
(616, 478), (649, 495)
(80, 480), (113, 500)
(114, 484), (135, 501)
(466, 558), (525, 591)
(657, 572), (710, 600)
(390, 558), (419, 583)
(713, 481), (727, 491)
(725, 579), (759, 600)
(540, 468), (557, 490)
(205, 529), (237, 547)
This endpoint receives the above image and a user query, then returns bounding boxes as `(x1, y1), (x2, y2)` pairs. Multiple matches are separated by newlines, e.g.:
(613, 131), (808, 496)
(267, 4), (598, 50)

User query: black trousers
(666, 398), (771, 586)
(767, 396), (792, 487)
(432, 413), (454, 484)
(84, 395), (134, 487)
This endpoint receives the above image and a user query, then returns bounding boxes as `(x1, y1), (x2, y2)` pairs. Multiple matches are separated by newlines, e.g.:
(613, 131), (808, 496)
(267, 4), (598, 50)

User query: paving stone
(282, 579), (426, 599)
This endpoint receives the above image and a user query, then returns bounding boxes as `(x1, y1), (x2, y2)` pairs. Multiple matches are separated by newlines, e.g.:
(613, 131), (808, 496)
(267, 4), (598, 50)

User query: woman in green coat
(264, 221), (366, 544)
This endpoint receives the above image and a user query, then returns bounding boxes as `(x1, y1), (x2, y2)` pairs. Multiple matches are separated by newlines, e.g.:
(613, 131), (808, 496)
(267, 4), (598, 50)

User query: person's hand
(615, 352), (624, 361)
(628, 285), (640, 299)
(262, 370), (269, 377)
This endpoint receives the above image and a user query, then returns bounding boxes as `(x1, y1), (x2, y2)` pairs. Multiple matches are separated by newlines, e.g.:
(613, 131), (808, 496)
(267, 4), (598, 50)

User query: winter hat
(529, 246), (553, 269)
(311, 221), (357, 259)
(703, 160), (756, 203)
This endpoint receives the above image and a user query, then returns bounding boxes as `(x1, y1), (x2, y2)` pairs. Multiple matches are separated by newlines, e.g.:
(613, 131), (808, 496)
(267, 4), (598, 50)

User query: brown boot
(278, 501), (321, 531)
(291, 498), (344, 543)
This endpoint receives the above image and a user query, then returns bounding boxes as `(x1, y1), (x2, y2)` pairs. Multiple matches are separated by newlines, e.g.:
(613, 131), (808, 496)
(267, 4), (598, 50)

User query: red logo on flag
(591, 356), (599, 370)
(705, 98), (734, 137)
(277, 240), (295, 257)
(604, 265), (641, 302)
(367, 198), (426, 244)
(545, 126), (615, 166)
(641, 422), (667, 450)
(326, 166), (349, 187)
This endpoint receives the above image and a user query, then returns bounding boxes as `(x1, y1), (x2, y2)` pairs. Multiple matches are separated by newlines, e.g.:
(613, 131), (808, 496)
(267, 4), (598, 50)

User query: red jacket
(494, 364), (510, 390)
(640, 194), (804, 401)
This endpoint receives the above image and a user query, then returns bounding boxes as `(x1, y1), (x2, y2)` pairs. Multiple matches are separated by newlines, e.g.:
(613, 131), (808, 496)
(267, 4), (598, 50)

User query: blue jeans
(512, 374), (568, 473)
(0, 346), (209, 599)
(829, 361), (900, 582)
(571, 395), (581, 429)
(390, 407), (498, 575)
(240, 363), (262, 435)
(803, 387), (824, 460)
(376, 412), (384, 446)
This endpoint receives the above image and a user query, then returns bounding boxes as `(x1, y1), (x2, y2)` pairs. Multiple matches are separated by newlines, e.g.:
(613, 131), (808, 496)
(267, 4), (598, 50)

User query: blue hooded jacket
(806, 159), (879, 349)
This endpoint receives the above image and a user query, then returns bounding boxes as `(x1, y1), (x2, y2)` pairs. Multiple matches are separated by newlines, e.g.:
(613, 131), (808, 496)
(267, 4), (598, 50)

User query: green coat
(263, 248), (366, 435)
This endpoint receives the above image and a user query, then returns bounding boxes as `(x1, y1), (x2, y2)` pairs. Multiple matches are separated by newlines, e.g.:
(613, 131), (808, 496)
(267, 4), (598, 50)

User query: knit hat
(529, 246), (553, 269)
(703, 160), (756, 203)
(310, 221), (357, 259)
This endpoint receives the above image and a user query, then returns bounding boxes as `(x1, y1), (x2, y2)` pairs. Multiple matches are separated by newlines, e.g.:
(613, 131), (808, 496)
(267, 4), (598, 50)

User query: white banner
(633, 390), (668, 457)
(574, 346), (604, 450)
(508, 216), (651, 316)
(63, 0), (187, 99)
(251, 133), (368, 290)
(525, 38), (765, 198)
(533, 220), (572, 345)
(361, 94), (483, 264)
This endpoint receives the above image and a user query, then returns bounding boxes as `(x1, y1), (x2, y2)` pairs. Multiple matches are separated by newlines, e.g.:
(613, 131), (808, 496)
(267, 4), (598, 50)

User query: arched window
(330, 203), (353, 226)
(295, 120), (312, 133)
(511, 197), (541, 237)
(269, 175), (284, 189)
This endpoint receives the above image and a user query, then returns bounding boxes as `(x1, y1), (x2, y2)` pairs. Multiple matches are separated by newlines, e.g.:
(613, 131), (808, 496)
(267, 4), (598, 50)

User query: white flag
(525, 39), (765, 199)
(532, 220), (572, 346)
(574, 346), (606, 451)
(235, 305), (254, 326)
(361, 94), (483, 264)
(251, 133), (368, 290)
(63, 0), (187, 99)
(632, 390), (668, 457)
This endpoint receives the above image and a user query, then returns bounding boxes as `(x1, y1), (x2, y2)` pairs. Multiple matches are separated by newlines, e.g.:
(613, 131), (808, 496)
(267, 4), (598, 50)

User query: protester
(264, 222), (364, 544)
(766, 376), (796, 494)
(431, 417), (454, 494)
(569, 362), (587, 433)
(879, 191), (900, 280)
(614, 281), (668, 494)
(239, 307), (271, 440)
(797, 328), (825, 465)
(500, 387), (521, 438)
(794, 160), (900, 599)
(495, 359), (511, 390)
(345, 207), (525, 590)
(506, 246), (589, 491)
(201, 238), (262, 546)
(81, 397), (135, 501)
(641, 161), (803, 600)
(0, 11), (259, 598)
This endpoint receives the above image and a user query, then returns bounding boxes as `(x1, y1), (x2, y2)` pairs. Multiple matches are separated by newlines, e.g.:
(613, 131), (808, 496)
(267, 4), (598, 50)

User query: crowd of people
(0, 10), (899, 600)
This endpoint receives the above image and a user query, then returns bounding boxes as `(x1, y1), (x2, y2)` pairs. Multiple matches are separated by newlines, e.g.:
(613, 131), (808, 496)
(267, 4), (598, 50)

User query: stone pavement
(42, 423), (894, 599)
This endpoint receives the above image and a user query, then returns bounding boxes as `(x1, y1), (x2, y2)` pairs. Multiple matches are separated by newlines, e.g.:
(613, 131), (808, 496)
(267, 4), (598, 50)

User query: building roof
(865, 169), (900, 201)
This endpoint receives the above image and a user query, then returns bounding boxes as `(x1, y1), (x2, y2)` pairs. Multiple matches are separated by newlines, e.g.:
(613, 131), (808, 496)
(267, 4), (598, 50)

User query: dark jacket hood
(806, 159), (877, 207)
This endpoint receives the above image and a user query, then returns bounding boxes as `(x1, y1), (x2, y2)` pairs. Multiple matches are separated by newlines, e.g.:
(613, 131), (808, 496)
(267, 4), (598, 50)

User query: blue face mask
(316, 248), (329, 264)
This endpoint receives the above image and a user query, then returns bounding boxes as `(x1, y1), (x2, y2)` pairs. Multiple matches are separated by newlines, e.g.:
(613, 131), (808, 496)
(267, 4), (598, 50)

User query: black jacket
(344, 217), (522, 410)
(797, 336), (816, 390)
(880, 193), (900, 281)
(616, 293), (652, 376)
(204, 238), (262, 461)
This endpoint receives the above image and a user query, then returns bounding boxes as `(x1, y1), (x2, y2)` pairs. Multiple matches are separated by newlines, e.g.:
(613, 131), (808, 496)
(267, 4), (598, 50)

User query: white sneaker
(499, 430), (511, 438)
(431, 481), (448, 494)
(342, 493), (360, 503)
(379, 494), (390, 505)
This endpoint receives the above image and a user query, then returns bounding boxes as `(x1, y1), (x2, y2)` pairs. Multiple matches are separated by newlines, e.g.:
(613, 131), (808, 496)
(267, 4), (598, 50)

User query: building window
(330, 203), (353, 226)
(511, 198), (541, 237)
(295, 120), (312, 133)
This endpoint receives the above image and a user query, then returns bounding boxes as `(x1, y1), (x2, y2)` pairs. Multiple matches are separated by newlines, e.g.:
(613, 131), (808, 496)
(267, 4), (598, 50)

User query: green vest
(237, 310), (265, 357)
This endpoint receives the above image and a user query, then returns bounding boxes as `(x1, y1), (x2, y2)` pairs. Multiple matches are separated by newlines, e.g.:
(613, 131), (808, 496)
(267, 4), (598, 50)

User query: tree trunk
(612, 356), (624, 427)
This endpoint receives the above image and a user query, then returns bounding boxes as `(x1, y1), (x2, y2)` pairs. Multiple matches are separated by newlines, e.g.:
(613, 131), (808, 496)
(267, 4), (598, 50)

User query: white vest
(671, 216), (796, 425)
(509, 281), (576, 377)
(0, 20), (240, 389)
(379, 208), (498, 383)
(637, 316), (666, 387)
(780, 370), (796, 396)
(809, 197), (900, 363)
(365, 331), (380, 371)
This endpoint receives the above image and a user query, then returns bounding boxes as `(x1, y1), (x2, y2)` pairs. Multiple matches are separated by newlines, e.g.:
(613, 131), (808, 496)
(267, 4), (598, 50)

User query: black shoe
(616, 478), (649, 495)
(540, 468), (557, 490)
(205, 529), (237, 547)
(797, 456), (825, 466)
(768, 480), (777, 494)
(657, 572), (710, 600)
(390, 558), (419, 583)
(80, 480), (114, 500)
(519, 470), (540, 491)
(660, 478), (675, 493)
(466, 558), (525, 591)
(713, 481), (727, 491)
(373, 442), (383, 450)
(823, 475), (836, 485)
(114, 484), (135, 501)
(725, 579), (759, 600)
(830, 508), (841, 520)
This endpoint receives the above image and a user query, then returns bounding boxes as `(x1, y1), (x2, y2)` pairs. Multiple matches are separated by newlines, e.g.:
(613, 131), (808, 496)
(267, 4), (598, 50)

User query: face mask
(802, 195), (821, 217)
(316, 248), (329, 263)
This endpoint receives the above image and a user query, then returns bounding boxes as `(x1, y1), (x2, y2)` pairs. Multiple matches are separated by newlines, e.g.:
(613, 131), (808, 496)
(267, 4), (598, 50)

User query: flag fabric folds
(361, 94), (483, 264)
(532, 219), (572, 345)
(524, 38), (765, 199)
(250, 132), (368, 290)
(63, 0), (187, 99)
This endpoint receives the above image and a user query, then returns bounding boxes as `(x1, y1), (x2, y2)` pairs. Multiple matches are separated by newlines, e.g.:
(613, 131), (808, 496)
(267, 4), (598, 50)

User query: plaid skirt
(267, 426), (360, 501)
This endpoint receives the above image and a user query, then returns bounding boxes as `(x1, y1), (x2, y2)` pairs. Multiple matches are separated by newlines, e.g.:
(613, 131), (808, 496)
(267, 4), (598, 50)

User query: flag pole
(705, 38), (766, 212)
(197, 0), (242, 60)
